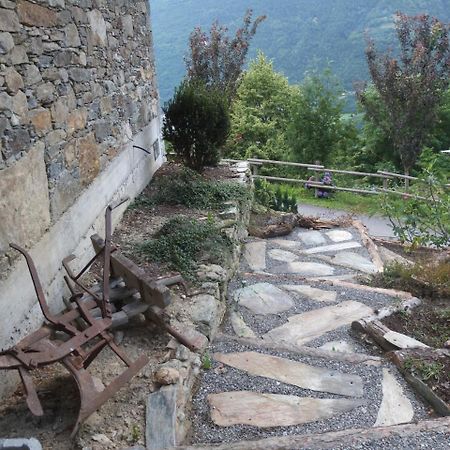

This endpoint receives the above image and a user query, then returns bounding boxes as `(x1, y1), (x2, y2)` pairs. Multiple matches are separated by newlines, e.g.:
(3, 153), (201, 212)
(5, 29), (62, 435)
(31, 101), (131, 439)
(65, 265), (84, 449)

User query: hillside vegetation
(152, 0), (450, 103)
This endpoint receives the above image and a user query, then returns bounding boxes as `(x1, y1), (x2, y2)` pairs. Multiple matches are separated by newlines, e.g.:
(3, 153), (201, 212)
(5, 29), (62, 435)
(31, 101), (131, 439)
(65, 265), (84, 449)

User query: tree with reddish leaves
(185, 9), (266, 103)
(358, 13), (450, 177)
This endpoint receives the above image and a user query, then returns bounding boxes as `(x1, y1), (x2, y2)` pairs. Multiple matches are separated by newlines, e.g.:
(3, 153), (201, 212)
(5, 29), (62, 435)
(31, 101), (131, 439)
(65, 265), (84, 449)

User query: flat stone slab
(374, 369), (414, 427)
(319, 340), (356, 353)
(272, 261), (335, 277)
(326, 230), (354, 242)
(282, 285), (337, 303)
(234, 282), (294, 315)
(230, 311), (257, 338)
(383, 331), (429, 349)
(331, 252), (377, 274)
(297, 230), (327, 246)
(146, 386), (177, 450)
(244, 241), (266, 271)
(264, 301), (373, 346)
(267, 248), (299, 263)
(269, 239), (302, 250)
(303, 241), (361, 255)
(214, 351), (363, 397)
(208, 391), (366, 427)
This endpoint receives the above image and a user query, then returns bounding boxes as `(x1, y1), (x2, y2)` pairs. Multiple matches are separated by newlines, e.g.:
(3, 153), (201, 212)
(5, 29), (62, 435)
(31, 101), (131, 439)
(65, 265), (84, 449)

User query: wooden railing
(223, 158), (449, 200)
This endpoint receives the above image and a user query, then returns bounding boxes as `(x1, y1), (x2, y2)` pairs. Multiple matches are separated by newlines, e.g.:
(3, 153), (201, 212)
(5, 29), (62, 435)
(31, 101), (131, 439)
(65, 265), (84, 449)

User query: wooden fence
(223, 158), (449, 200)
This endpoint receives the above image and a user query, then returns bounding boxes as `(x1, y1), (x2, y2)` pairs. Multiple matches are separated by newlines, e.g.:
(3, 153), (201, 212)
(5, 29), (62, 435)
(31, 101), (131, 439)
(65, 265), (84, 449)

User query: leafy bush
(154, 168), (250, 209)
(138, 216), (232, 279)
(271, 185), (298, 212)
(163, 80), (230, 170)
(253, 178), (275, 208)
(382, 172), (450, 248)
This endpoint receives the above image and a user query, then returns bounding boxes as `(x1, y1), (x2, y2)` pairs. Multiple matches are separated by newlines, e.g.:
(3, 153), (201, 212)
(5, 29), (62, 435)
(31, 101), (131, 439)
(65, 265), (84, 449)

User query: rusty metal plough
(0, 200), (149, 436)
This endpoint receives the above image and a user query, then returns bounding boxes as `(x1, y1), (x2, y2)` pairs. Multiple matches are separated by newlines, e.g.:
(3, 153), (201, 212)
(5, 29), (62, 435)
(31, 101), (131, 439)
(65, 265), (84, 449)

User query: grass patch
(153, 167), (250, 210)
(255, 179), (400, 216)
(137, 216), (233, 279)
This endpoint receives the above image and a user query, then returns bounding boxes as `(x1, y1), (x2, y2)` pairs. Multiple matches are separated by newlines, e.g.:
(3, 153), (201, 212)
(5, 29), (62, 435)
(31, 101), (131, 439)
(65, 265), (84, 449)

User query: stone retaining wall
(0, 0), (163, 398)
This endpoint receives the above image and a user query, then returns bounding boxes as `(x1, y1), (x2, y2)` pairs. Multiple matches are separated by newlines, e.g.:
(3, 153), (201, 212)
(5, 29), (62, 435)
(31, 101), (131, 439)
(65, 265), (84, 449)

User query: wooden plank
(146, 386), (177, 450)
(351, 219), (384, 272)
(173, 417), (450, 450)
(390, 350), (450, 416)
(310, 167), (390, 178)
(248, 158), (324, 169)
(252, 175), (310, 184)
(91, 234), (171, 309)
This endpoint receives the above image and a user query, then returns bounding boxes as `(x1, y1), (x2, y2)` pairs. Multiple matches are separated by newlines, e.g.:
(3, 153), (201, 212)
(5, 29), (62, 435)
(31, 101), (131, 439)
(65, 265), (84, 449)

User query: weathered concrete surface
(264, 301), (373, 346)
(374, 369), (414, 427)
(208, 392), (365, 427)
(214, 352), (363, 396)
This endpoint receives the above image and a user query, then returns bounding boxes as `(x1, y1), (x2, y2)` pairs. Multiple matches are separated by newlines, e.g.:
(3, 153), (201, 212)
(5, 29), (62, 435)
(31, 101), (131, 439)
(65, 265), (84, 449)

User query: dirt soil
(0, 323), (169, 449)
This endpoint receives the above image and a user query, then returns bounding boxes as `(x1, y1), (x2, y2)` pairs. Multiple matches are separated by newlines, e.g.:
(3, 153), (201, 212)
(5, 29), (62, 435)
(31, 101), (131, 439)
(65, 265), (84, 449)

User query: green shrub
(382, 172), (450, 248)
(154, 167), (250, 209)
(137, 216), (232, 279)
(163, 80), (230, 170)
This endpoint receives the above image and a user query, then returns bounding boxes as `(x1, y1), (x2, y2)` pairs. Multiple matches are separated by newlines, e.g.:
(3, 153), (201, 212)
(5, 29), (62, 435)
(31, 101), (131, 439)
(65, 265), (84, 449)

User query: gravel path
(187, 226), (446, 448)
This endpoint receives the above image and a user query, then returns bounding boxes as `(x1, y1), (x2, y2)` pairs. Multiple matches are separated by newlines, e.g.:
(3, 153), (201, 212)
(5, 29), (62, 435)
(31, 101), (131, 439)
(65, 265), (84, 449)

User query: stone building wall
(0, 0), (164, 397)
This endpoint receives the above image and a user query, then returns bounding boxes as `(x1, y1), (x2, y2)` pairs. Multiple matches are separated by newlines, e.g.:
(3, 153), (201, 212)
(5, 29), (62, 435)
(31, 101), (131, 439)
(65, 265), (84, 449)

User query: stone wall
(0, 0), (163, 397)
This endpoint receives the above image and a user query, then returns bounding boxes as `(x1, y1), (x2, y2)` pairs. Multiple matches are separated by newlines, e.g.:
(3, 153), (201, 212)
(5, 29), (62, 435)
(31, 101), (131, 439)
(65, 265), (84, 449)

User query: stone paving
(189, 226), (432, 446)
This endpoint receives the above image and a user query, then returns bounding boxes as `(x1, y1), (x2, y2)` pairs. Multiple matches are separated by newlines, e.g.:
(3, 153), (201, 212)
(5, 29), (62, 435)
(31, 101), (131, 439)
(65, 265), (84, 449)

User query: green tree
(163, 80), (230, 170)
(186, 10), (266, 103)
(225, 53), (296, 160)
(359, 13), (450, 177)
(288, 70), (354, 166)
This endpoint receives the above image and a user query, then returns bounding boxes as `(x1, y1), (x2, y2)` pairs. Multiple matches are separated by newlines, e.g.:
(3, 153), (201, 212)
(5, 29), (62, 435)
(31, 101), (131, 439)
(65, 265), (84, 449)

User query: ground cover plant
(152, 167), (251, 209)
(137, 216), (233, 280)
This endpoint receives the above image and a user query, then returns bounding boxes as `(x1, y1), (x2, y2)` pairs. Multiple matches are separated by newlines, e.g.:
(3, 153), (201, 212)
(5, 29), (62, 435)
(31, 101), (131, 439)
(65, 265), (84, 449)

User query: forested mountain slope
(151, 0), (450, 103)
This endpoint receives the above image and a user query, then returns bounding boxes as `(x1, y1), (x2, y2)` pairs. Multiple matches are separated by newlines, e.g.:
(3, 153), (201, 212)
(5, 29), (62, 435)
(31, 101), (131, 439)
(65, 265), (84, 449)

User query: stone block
(0, 92), (12, 111)
(67, 108), (87, 135)
(0, 9), (20, 32)
(0, 46), (28, 65)
(29, 107), (52, 136)
(49, 169), (81, 219)
(11, 91), (29, 123)
(64, 23), (81, 47)
(77, 132), (99, 185)
(0, 32), (14, 54)
(45, 129), (66, 147)
(2, 127), (30, 159)
(88, 9), (107, 46)
(28, 37), (43, 55)
(4, 68), (24, 94)
(23, 64), (42, 85)
(0, 142), (50, 254)
(121, 15), (134, 37)
(146, 386), (177, 450)
(68, 67), (91, 82)
(36, 82), (56, 104)
(17, 1), (59, 27)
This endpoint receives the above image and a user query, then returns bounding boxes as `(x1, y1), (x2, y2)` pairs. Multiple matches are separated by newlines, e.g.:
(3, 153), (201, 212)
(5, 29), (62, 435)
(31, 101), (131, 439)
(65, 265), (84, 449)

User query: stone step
(207, 391), (366, 427)
(263, 301), (373, 346)
(213, 351), (364, 397)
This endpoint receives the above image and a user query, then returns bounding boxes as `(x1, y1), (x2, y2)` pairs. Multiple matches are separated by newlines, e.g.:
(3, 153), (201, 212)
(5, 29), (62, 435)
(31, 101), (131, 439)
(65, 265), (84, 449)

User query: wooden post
(251, 164), (258, 177)
(382, 177), (388, 191)
(314, 160), (321, 198)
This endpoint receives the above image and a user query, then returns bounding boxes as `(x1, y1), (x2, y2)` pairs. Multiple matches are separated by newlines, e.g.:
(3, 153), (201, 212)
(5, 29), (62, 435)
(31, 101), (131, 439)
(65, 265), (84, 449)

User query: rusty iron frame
(0, 199), (149, 437)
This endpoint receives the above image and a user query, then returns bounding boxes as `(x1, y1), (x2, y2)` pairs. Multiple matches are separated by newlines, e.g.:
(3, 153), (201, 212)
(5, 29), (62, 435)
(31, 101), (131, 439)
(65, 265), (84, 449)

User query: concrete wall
(0, 0), (164, 397)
